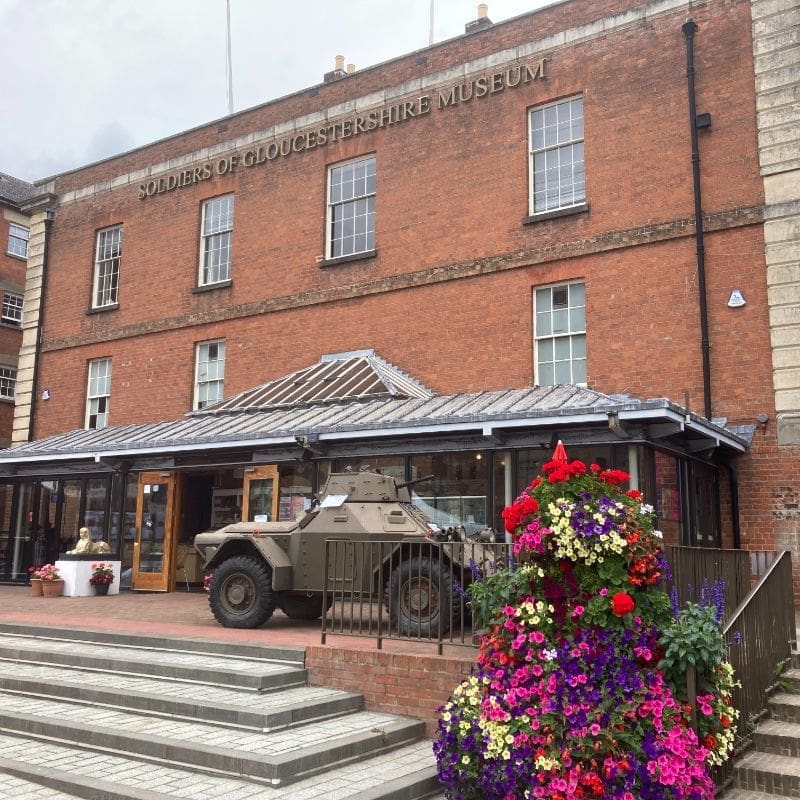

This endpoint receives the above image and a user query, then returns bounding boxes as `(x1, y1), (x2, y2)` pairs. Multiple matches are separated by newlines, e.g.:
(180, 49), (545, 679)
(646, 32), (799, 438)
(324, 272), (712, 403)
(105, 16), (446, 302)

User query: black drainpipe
(28, 208), (54, 442)
(683, 19), (713, 421)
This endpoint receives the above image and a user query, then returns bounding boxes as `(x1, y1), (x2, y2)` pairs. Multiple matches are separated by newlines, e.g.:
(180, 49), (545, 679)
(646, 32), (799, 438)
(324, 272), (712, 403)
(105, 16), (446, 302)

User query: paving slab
(0, 733), (438, 800)
(0, 633), (305, 690)
(0, 660), (361, 730)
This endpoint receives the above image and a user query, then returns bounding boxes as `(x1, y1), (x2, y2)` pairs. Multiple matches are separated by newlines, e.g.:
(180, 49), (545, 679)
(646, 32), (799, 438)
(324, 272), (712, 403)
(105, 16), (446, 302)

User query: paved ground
(0, 584), (467, 656)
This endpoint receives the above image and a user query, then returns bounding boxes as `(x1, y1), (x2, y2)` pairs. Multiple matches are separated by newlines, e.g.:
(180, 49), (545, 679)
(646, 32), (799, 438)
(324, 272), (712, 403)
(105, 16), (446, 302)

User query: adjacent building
(0, 173), (35, 448)
(0, 0), (797, 595)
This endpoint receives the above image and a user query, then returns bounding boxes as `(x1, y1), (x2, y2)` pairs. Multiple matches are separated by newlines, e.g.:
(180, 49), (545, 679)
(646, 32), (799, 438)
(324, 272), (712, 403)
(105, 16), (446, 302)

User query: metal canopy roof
(197, 349), (433, 414)
(0, 356), (749, 467)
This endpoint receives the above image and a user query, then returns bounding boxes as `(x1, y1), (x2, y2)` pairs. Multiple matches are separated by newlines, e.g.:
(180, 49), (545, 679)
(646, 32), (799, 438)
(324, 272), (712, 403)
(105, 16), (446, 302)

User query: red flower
(611, 592), (635, 616)
(703, 734), (718, 750)
(625, 488), (642, 500)
(720, 714), (731, 729)
(600, 468), (630, 486)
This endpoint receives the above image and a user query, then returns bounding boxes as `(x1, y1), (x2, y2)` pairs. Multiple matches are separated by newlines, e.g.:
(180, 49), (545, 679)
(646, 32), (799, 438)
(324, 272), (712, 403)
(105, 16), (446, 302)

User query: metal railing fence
(321, 538), (511, 654)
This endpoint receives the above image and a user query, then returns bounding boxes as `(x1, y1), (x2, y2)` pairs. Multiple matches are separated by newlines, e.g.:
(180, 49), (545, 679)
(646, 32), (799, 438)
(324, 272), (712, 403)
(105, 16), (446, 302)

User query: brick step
(0, 660), (362, 731)
(734, 750), (800, 798)
(0, 689), (423, 785)
(722, 790), (797, 800)
(769, 693), (800, 724)
(781, 668), (800, 693)
(0, 732), (439, 800)
(0, 633), (305, 691)
(755, 719), (800, 756)
(0, 621), (305, 665)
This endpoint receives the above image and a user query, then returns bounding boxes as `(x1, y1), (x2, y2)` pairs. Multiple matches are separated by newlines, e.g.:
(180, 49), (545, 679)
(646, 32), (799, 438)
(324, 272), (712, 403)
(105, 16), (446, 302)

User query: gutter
(27, 208), (55, 441)
(683, 19), (713, 420)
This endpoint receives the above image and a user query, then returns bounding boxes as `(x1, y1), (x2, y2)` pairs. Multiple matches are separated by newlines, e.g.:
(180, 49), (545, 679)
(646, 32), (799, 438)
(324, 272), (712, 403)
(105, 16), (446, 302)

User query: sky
(1, 0), (553, 184)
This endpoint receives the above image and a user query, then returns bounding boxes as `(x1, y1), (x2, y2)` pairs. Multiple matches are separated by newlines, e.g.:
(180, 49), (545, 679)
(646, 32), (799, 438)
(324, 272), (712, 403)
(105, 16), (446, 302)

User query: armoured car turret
(195, 470), (494, 634)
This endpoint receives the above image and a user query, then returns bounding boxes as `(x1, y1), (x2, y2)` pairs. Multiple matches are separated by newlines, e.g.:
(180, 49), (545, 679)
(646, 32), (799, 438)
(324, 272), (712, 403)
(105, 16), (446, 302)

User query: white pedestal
(55, 559), (121, 597)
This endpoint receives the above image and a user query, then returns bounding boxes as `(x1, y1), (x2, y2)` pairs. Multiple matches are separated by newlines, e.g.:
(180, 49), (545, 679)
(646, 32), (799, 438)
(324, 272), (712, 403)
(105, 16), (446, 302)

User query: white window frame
(7, 224), (29, 259)
(0, 367), (16, 400)
(93, 226), (122, 308)
(529, 96), (585, 215)
(326, 155), (376, 259)
(85, 358), (112, 429)
(194, 339), (226, 410)
(533, 281), (586, 386)
(1, 291), (23, 327)
(199, 195), (234, 286)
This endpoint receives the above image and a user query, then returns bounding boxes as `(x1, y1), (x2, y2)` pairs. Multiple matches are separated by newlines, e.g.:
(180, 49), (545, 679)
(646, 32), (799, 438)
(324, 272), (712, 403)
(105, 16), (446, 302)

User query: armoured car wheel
(389, 556), (455, 638)
(209, 555), (275, 628)
(278, 592), (332, 621)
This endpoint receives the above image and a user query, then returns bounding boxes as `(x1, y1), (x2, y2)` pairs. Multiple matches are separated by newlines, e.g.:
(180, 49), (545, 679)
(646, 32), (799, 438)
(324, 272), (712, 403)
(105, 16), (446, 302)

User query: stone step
(0, 772), (86, 800)
(0, 633), (305, 691)
(734, 750), (800, 798)
(770, 693), (800, 724)
(0, 689), (423, 784)
(0, 622), (305, 665)
(0, 660), (362, 731)
(723, 790), (797, 800)
(782, 668), (800, 693)
(755, 719), (800, 756)
(0, 732), (439, 800)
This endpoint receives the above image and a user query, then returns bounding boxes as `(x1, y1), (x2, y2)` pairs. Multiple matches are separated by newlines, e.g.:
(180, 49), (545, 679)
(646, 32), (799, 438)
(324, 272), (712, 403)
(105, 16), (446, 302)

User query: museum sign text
(138, 59), (547, 199)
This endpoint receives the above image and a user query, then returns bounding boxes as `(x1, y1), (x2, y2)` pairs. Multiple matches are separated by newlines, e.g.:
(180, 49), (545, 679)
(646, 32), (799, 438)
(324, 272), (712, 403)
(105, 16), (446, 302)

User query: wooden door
(242, 466), (279, 522)
(132, 471), (179, 591)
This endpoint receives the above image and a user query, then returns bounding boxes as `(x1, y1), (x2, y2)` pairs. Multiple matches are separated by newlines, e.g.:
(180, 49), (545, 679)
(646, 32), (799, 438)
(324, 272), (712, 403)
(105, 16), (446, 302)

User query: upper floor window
(0, 367), (16, 400)
(199, 195), (234, 286)
(194, 339), (225, 409)
(7, 224), (29, 259)
(534, 281), (586, 385)
(93, 226), (122, 308)
(327, 156), (376, 259)
(86, 358), (112, 429)
(1, 291), (23, 327)
(529, 96), (585, 215)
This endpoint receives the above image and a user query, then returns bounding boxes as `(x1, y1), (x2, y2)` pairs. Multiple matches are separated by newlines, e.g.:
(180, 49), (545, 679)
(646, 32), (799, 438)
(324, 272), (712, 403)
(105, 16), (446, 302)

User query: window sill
(522, 202), (589, 225)
(192, 279), (232, 294)
(318, 249), (377, 268)
(86, 303), (119, 316)
(0, 321), (21, 330)
(0, 396), (15, 405)
(5, 252), (28, 262)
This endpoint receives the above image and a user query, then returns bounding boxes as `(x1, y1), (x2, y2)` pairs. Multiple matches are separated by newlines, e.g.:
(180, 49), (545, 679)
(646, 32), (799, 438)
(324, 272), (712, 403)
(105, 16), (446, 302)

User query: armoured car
(195, 470), (498, 635)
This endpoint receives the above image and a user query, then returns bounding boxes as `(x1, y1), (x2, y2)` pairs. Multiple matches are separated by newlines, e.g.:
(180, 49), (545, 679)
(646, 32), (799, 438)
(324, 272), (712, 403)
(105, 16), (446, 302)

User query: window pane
(536, 311), (551, 336)
(554, 337), (571, 360)
(572, 358), (587, 384)
(538, 362), (554, 385)
(554, 360), (572, 383)
(538, 338), (553, 362)
(552, 309), (569, 334)
(327, 156), (376, 258)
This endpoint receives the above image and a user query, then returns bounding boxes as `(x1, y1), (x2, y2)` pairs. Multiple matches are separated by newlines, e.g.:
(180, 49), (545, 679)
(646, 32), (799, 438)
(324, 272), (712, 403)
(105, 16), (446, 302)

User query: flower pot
(30, 579), (43, 597)
(41, 579), (64, 598)
(93, 583), (110, 596)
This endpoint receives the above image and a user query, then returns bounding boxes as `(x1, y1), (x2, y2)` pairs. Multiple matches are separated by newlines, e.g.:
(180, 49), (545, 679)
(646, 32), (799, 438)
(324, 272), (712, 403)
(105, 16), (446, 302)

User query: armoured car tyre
(389, 556), (455, 638)
(209, 555), (275, 628)
(278, 592), (332, 621)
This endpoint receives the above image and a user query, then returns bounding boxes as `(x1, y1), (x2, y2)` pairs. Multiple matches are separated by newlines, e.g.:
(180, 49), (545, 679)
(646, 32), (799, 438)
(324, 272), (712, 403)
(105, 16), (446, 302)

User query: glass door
(242, 466), (279, 522)
(132, 471), (179, 591)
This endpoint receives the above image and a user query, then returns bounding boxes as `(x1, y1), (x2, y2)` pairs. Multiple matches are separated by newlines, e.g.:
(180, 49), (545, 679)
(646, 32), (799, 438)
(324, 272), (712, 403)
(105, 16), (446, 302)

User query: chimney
(324, 54), (348, 83)
(347, 63), (356, 74)
(465, 3), (493, 33)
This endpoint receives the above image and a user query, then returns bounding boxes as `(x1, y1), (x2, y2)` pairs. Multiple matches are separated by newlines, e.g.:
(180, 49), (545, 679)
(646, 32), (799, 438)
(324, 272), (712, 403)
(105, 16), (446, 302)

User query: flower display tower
(434, 443), (735, 800)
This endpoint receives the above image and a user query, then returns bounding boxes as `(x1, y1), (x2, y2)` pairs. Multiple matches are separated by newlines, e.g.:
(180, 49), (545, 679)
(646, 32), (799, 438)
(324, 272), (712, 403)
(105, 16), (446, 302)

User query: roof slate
(0, 172), (37, 207)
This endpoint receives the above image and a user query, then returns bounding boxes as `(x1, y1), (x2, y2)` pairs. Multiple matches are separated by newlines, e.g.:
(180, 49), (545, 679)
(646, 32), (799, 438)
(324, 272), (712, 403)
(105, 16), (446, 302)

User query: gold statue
(67, 527), (111, 555)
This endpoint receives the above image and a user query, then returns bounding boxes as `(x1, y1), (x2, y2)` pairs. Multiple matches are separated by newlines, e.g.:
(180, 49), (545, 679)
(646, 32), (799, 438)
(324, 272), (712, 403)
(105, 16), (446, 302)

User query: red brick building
(0, 174), (33, 446)
(0, 0), (797, 594)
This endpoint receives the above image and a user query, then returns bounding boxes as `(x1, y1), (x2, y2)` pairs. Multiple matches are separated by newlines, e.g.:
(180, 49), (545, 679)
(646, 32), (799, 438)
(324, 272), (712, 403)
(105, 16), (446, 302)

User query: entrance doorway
(132, 471), (179, 591)
(242, 466), (279, 522)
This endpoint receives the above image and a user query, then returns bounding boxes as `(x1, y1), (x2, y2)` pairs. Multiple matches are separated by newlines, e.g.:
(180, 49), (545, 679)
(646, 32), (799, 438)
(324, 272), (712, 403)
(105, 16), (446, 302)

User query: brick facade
(10, 0), (800, 593)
